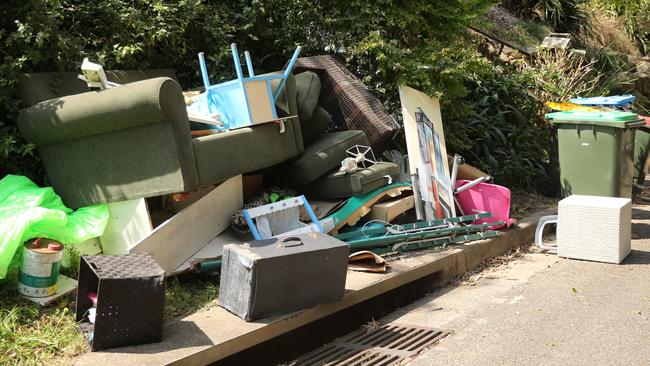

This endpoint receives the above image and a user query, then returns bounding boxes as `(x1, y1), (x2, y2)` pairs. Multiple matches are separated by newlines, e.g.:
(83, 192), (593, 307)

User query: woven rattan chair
(294, 55), (400, 154)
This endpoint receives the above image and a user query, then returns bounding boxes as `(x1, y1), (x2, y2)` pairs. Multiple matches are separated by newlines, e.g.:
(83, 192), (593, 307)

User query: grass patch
(0, 275), (86, 365)
(165, 272), (220, 320)
(482, 6), (552, 49)
(0, 256), (221, 364)
(520, 20), (551, 42)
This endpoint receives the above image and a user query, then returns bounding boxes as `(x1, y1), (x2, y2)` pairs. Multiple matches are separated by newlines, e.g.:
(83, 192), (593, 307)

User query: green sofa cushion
(274, 130), (368, 186)
(302, 106), (332, 144)
(304, 162), (400, 199)
(192, 118), (302, 187)
(295, 71), (321, 123)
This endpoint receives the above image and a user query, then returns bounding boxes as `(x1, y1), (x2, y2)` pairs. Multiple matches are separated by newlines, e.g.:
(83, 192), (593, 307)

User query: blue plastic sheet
(570, 95), (636, 106)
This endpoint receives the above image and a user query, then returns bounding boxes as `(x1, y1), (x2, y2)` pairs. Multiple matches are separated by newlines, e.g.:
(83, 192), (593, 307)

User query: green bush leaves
(1, 1), (631, 190)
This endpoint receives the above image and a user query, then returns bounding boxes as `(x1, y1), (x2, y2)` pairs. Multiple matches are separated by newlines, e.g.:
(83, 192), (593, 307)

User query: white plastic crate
(557, 195), (631, 264)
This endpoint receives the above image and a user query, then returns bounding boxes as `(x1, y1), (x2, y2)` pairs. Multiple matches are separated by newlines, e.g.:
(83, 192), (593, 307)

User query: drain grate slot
(291, 324), (451, 366)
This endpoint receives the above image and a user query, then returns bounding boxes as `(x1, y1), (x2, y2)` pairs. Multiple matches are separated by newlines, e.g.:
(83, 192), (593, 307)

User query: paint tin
(17, 238), (64, 297)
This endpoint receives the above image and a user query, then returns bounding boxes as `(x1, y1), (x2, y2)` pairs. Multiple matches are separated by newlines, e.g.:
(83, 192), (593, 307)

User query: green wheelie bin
(545, 110), (645, 198)
(634, 124), (650, 184)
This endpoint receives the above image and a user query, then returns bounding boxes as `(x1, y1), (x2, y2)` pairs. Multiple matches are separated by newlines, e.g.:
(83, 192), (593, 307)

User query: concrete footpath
(381, 203), (650, 365)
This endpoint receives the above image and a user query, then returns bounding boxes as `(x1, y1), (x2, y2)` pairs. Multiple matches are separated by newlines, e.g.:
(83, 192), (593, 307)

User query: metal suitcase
(219, 233), (349, 321)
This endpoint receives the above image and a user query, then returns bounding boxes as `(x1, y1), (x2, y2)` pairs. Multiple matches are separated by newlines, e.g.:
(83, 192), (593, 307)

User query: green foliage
(501, 0), (589, 33)
(0, 277), (86, 364)
(449, 67), (550, 187)
(591, 0), (650, 55)
(0, 0), (629, 190)
(0, 124), (40, 182)
(1, 0), (495, 181)
(444, 46), (635, 187)
(521, 48), (635, 105)
(60, 245), (80, 279)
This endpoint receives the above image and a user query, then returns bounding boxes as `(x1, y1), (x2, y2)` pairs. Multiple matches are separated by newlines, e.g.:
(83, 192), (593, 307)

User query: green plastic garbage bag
(0, 174), (109, 279)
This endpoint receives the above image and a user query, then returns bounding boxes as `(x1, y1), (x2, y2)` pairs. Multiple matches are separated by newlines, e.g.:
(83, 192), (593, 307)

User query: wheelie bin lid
(545, 110), (644, 128)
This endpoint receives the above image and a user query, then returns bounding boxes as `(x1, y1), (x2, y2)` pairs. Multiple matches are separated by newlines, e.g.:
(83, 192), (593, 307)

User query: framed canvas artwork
(399, 85), (454, 220)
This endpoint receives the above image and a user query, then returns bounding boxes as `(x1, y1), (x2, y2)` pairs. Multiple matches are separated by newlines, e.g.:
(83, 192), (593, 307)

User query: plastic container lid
(545, 110), (643, 128)
(569, 95), (636, 106)
(48, 242), (63, 251)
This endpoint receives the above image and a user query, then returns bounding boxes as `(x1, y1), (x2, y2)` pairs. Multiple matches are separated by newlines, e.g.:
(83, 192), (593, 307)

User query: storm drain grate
(291, 324), (451, 366)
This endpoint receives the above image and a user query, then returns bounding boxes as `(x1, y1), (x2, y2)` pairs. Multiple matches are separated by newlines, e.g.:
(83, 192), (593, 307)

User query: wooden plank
(23, 275), (78, 306)
(368, 195), (415, 222)
(130, 175), (243, 273)
(457, 164), (488, 181)
(540, 36), (571, 49)
(171, 229), (247, 275)
(446, 155), (489, 181)
(99, 198), (153, 255)
(310, 199), (349, 219)
(191, 130), (220, 137)
(467, 26), (534, 57)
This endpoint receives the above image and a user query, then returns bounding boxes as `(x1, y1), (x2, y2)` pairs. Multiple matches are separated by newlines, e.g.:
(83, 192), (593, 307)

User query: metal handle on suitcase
(280, 237), (304, 247)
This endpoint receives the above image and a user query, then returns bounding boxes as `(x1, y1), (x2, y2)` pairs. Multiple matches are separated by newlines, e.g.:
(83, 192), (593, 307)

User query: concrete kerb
(451, 208), (557, 278)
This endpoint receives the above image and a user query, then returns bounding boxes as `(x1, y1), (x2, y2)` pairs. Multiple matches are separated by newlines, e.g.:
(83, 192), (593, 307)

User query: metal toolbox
(219, 232), (349, 321)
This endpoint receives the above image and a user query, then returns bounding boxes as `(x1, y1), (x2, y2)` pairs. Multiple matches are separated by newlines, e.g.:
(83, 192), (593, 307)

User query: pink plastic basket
(454, 180), (515, 230)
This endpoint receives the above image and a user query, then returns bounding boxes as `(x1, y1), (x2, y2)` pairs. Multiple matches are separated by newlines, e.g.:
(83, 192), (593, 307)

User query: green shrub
(1, 0), (624, 191)
(519, 48), (635, 107)
(501, 0), (589, 33)
(591, 0), (649, 55)
(0, 0), (250, 181)
(450, 69), (549, 188)
(0, 0), (495, 181)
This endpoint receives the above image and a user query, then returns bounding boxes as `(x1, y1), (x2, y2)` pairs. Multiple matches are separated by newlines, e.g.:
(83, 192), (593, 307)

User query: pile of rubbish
(2, 44), (517, 351)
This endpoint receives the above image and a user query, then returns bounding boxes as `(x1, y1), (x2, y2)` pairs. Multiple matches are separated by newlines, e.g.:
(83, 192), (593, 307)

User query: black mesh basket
(75, 253), (165, 351)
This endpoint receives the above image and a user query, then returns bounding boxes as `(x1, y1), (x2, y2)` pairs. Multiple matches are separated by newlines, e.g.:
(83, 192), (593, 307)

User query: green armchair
(17, 70), (303, 208)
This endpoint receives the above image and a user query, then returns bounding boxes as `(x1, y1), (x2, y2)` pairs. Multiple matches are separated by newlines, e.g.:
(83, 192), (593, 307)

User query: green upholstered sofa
(17, 69), (303, 208)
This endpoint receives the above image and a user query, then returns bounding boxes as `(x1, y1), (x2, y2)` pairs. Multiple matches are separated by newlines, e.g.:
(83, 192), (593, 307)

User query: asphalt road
(382, 203), (650, 366)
